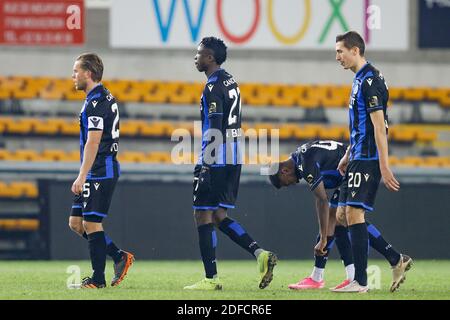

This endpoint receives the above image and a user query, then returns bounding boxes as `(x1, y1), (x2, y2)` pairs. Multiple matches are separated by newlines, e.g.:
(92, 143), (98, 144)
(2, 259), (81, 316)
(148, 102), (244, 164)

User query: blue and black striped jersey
(199, 69), (242, 166)
(79, 84), (120, 179)
(348, 62), (389, 161)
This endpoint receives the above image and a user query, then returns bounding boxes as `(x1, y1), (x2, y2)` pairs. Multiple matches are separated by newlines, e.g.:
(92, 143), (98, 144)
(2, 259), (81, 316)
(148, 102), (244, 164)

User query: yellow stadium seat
(297, 86), (321, 109)
(272, 85), (303, 107)
(64, 88), (85, 101)
(319, 125), (347, 140)
(60, 120), (80, 135)
(402, 87), (427, 101)
(140, 121), (169, 137)
(42, 149), (69, 161)
(389, 87), (404, 101)
(422, 157), (450, 167)
(169, 82), (201, 104)
(66, 150), (80, 162)
(398, 156), (423, 167)
(120, 120), (146, 136)
(416, 130), (438, 143)
(119, 151), (147, 163)
(9, 182), (38, 198)
(294, 124), (321, 140)
(13, 150), (44, 161)
(146, 151), (172, 163)
(278, 124), (298, 140)
(34, 118), (64, 135)
(0, 219), (39, 231)
(389, 127), (415, 143)
(319, 86), (347, 108)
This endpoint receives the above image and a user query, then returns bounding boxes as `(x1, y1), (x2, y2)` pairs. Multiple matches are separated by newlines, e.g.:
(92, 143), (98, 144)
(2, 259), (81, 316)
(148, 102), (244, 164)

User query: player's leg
(184, 165), (222, 290)
(330, 205), (356, 289)
(215, 164), (277, 289)
(289, 206), (337, 290)
(81, 217), (107, 288)
(213, 208), (262, 258)
(69, 195), (127, 268)
(366, 220), (413, 292)
(332, 161), (371, 293)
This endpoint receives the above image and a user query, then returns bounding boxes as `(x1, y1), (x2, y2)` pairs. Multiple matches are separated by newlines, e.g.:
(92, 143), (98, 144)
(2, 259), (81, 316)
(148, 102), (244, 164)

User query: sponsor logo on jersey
(366, 78), (373, 86)
(306, 174), (314, 184)
(94, 183), (100, 190)
(368, 96), (379, 108)
(209, 102), (217, 113)
(92, 100), (98, 108)
(364, 173), (370, 181)
(207, 84), (214, 92)
(351, 191), (357, 198)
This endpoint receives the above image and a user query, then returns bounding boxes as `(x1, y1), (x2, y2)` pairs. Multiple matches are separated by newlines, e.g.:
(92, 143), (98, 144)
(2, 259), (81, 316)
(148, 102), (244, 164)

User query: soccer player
(333, 31), (411, 292)
(68, 53), (134, 288)
(269, 140), (412, 292)
(184, 37), (277, 290)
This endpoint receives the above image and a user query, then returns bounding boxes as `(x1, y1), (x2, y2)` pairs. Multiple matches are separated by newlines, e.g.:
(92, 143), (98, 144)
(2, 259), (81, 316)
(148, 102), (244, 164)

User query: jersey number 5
(111, 103), (120, 139)
(228, 88), (241, 126)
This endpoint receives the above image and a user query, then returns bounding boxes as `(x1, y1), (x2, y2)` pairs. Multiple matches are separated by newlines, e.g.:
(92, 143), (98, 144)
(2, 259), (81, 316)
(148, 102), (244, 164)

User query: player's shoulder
(86, 86), (115, 110)
(362, 65), (386, 88)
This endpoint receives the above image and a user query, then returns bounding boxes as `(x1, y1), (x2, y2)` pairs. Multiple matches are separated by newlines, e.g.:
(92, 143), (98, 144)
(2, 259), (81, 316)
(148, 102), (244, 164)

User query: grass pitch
(0, 260), (449, 300)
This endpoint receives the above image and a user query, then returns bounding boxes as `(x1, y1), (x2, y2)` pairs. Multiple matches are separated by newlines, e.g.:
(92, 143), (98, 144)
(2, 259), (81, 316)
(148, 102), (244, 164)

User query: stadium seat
(146, 151), (172, 163)
(297, 86), (321, 108)
(60, 120), (80, 135)
(0, 219), (39, 231)
(119, 151), (147, 163)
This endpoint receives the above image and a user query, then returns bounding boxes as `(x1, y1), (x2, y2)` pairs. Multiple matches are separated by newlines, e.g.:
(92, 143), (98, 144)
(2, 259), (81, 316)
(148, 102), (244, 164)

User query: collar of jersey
(207, 68), (223, 83)
(86, 83), (103, 99)
(355, 61), (371, 79)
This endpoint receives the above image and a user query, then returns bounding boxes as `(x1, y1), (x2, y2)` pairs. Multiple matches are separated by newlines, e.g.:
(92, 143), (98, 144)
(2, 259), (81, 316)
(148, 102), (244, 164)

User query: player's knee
(68, 219), (83, 235)
(212, 208), (227, 226)
(82, 220), (102, 234)
(346, 207), (365, 225)
(336, 207), (347, 226)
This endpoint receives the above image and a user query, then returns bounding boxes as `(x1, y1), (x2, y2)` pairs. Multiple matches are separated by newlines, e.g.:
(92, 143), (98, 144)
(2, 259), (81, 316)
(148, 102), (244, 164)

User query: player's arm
(364, 77), (400, 192)
(312, 181), (329, 256)
(338, 144), (351, 175)
(370, 110), (400, 192)
(204, 88), (224, 166)
(71, 106), (104, 195)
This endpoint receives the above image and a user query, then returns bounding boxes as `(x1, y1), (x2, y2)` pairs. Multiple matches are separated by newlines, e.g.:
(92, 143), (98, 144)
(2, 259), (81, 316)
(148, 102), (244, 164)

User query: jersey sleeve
(362, 76), (385, 114)
(301, 152), (323, 191)
(85, 99), (108, 131)
(204, 84), (224, 131)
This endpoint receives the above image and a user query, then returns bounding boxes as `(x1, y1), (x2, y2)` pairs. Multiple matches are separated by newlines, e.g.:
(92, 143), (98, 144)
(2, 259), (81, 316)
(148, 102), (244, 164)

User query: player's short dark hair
(200, 36), (227, 65)
(76, 53), (104, 82)
(336, 31), (365, 56)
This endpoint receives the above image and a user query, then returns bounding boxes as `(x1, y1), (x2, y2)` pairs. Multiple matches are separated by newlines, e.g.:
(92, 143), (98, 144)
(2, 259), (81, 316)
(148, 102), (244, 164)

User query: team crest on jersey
(368, 96), (379, 108)
(209, 102), (217, 113)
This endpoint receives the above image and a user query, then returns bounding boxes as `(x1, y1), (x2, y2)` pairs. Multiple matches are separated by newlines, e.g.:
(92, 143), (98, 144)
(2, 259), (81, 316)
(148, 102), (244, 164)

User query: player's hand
(337, 155), (349, 176)
(380, 166), (400, 192)
(314, 238), (328, 256)
(71, 174), (86, 195)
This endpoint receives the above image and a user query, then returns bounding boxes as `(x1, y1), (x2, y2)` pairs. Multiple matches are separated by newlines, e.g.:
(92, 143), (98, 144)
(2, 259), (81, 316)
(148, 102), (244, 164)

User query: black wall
(40, 179), (450, 260)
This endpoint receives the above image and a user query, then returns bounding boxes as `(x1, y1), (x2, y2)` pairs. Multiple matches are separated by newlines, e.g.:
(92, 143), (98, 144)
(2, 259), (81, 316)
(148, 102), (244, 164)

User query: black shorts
(70, 178), (118, 223)
(193, 164), (241, 210)
(329, 189), (340, 208)
(338, 160), (381, 212)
